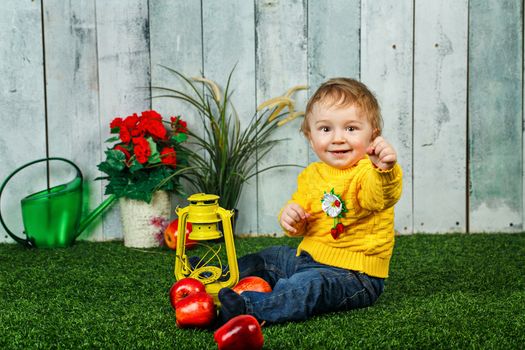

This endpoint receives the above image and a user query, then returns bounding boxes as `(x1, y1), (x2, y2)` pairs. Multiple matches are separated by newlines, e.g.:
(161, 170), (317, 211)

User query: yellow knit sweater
(281, 157), (403, 278)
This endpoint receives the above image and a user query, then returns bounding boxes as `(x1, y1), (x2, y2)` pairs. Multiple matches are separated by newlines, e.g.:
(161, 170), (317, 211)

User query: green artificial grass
(1, 233), (524, 349)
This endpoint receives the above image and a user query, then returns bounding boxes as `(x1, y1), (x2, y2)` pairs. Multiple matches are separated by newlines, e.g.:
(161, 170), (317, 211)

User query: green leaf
(147, 137), (161, 164)
(108, 149), (126, 166)
(172, 133), (188, 143)
(104, 176), (129, 197)
(105, 136), (120, 143)
(98, 150), (126, 175)
(129, 160), (144, 173)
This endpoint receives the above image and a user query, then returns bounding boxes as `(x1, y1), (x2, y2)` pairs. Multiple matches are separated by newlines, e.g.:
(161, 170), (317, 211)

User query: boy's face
(307, 102), (375, 169)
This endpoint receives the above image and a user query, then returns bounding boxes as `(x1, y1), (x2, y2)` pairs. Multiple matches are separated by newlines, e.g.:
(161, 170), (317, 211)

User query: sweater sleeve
(290, 167), (311, 210)
(356, 163), (403, 211)
(278, 166), (312, 237)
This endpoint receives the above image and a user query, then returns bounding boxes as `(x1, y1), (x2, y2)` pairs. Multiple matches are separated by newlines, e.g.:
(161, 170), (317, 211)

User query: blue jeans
(236, 245), (384, 324)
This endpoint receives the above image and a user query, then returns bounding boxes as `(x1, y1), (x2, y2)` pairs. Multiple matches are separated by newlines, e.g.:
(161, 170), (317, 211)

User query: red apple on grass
(169, 278), (206, 310)
(232, 276), (272, 294)
(214, 314), (264, 350)
(175, 291), (216, 328)
(164, 219), (195, 250)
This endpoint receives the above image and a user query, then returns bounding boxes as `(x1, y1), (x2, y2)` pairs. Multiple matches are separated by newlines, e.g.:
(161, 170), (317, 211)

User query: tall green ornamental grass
(0, 233), (524, 349)
(151, 66), (306, 210)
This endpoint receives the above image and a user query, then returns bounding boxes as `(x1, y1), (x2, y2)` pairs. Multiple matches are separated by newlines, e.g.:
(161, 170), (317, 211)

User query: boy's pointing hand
(367, 136), (397, 170)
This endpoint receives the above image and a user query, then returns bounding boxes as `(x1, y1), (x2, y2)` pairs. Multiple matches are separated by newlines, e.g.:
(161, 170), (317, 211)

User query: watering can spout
(77, 194), (117, 235)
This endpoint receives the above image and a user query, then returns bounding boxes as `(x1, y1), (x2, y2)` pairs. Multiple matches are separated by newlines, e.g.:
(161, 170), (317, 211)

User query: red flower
(139, 110), (167, 140)
(171, 116), (188, 134)
(110, 117), (123, 129)
(132, 137), (151, 164)
(177, 120), (188, 134)
(114, 145), (131, 160)
(141, 110), (162, 121)
(117, 114), (141, 143)
(130, 128), (144, 138)
(119, 127), (131, 143)
(143, 119), (167, 140)
(123, 114), (139, 129)
(160, 147), (177, 168)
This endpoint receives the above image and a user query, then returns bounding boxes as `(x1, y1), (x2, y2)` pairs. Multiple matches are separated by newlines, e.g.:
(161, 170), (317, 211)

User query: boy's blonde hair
(301, 78), (383, 137)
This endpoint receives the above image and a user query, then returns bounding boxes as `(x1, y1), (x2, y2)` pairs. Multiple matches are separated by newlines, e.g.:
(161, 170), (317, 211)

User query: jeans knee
(260, 245), (295, 260)
(359, 274), (384, 306)
(338, 288), (372, 310)
(336, 272), (384, 310)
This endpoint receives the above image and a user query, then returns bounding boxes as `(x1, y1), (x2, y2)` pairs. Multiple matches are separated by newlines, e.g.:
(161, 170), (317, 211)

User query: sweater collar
(318, 157), (369, 177)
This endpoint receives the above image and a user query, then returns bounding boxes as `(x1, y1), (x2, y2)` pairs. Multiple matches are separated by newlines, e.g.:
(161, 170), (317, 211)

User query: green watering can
(0, 158), (116, 248)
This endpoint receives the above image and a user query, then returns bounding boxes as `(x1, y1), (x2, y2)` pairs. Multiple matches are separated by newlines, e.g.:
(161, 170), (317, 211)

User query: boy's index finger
(289, 203), (308, 219)
(283, 222), (297, 233)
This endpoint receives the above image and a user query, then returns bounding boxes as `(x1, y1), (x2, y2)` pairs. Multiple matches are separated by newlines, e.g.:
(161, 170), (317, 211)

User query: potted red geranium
(97, 110), (190, 247)
(98, 109), (189, 202)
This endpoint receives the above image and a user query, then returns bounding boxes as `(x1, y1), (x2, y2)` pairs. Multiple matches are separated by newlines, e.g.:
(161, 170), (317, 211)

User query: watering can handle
(0, 157), (82, 248)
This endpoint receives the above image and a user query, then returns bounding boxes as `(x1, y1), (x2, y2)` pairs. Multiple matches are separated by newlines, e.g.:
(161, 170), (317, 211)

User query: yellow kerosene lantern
(174, 193), (239, 303)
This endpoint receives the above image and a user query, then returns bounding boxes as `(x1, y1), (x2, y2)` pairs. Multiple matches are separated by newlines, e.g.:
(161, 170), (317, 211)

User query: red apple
(164, 219), (195, 250)
(214, 315), (264, 350)
(232, 276), (272, 295)
(175, 291), (216, 328)
(169, 278), (206, 310)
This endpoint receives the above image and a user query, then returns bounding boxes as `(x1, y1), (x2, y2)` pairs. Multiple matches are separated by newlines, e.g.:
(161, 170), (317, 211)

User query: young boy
(218, 78), (403, 324)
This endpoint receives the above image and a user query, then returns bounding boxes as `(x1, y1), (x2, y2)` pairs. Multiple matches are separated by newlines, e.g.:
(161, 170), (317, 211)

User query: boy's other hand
(280, 203), (310, 235)
(367, 136), (397, 170)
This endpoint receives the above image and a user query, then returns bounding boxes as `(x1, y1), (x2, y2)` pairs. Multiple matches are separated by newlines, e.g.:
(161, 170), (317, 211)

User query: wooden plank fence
(1, 0), (523, 243)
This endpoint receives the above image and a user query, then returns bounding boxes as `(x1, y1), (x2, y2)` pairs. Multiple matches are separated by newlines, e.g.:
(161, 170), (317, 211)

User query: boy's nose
(332, 129), (345, 143)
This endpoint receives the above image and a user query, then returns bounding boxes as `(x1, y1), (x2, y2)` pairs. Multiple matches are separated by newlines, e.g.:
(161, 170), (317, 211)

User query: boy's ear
(309, 137), (314, 149)
(306, 132), (316, 150)
(302, 129), (311, 142)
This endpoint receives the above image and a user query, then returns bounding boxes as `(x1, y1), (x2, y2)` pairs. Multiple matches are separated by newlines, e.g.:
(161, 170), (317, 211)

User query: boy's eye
(346, 126), (356, 132)
(320, 126), (330, 132)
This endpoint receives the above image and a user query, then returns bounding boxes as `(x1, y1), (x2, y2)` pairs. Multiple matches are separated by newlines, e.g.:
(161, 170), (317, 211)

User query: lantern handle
(217, 206), (239, 287)
(174, 207), (190, 279)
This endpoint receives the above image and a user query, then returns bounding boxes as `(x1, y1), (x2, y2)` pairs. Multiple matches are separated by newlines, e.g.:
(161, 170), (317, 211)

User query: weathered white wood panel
(149, 0), (203, 217)
(149, 0), (202, 125)
(202, 0), (257, 234)
(0, 1), (47, 243)
(361, 0), (414, 234)
(44, 0), (103, 241)
(307, 0), (360, 163)
(96, 0), (151, 240)
(413, 0), (468, 233)
(255, 0), (309, 234)
(255, 0), (308, 234)
(469, 0), (523, 232)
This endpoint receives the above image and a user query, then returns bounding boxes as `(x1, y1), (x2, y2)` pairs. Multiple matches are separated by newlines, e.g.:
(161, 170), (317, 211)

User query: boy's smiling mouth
(328, 150), (352, 159)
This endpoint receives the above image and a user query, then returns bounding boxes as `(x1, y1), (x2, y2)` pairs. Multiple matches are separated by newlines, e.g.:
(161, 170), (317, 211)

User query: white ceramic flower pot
(119, 191), (171, 248)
